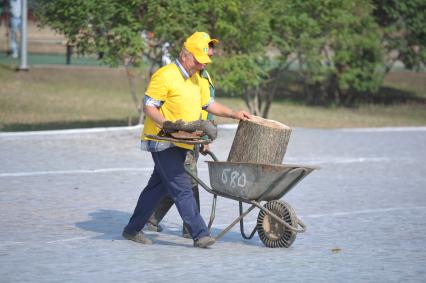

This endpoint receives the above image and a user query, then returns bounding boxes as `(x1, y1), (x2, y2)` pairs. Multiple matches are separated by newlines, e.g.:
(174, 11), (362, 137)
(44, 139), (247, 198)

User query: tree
(269, 0), (383, 106)
(34, 0), (204, 122)
(34, 0), (274, 119)
(192, 0), (273, 117)
(34, 0), (400, 117)
(372, 0), (426, 72)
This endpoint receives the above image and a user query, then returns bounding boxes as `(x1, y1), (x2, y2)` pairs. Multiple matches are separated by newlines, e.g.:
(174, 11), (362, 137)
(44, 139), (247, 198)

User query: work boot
(193, 236), (215, 248)
(182, 230), (191, 239)
(122, 230), (152, 244)
(146, 222), (163, 232)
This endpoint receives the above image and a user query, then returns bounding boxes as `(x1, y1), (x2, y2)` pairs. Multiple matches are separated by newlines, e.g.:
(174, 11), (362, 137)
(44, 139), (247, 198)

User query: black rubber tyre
(256, 200), (298, 248)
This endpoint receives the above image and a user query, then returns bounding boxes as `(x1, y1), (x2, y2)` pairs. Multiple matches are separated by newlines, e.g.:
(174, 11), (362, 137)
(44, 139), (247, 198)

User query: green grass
(0, 64), (144, 131)
(0, 64), (425, 131)
(214, 98), (426, 128)
(0, 53), (102, 67)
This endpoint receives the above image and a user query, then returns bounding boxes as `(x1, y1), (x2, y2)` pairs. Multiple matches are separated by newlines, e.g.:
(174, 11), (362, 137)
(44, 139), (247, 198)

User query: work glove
(161, 119), (217, 140)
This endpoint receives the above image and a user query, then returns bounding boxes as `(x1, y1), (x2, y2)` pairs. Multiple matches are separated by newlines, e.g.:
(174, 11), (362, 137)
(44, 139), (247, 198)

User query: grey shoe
(122, 230), (152, 244)
(193, 236), (215, 248)
(146, 222), (163, 232)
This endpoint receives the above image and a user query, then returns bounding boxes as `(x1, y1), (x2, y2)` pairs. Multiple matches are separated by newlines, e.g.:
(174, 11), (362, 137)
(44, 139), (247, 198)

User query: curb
(0, 124), (239, 137)
(1, 124), (425, 138)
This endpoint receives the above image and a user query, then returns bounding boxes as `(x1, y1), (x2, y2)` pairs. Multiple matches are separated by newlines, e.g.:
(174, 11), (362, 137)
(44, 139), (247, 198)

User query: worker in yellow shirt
(122, 32), (250, 248)
(146, 37), (217, 238)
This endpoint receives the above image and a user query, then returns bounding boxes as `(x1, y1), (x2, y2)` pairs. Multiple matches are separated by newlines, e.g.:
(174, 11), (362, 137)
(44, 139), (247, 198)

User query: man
(8, 0), (21, 58)
(122, 32), (250, 248)
(146, 35), (217, 238)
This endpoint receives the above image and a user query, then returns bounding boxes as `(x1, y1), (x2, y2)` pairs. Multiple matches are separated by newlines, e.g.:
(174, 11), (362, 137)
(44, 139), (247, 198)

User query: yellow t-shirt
(142, 63), (210, 150)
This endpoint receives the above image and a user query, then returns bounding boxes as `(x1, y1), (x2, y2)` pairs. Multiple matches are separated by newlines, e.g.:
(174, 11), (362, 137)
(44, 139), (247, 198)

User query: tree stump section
(227, 116), (292, 164)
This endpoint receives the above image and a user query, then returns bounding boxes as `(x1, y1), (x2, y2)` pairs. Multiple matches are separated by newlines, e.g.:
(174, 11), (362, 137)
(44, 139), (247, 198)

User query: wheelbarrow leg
(207, 194), (218, 233)
(185, 167), (219, 234)
(239, 201), (258, 240)
(214, 204), (256, 241)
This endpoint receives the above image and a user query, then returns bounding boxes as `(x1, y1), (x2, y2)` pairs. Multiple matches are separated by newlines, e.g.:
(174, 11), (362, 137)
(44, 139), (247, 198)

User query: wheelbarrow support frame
(185, 151), (310, 243)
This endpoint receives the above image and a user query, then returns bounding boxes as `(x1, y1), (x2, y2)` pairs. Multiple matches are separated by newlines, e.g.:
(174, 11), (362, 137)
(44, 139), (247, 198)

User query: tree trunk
(123, 57), (142, 115)
(227, 116), (292, 164)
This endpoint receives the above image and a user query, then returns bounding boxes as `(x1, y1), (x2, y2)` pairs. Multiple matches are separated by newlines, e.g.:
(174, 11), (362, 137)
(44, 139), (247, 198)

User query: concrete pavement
(1, 126), (425, 282)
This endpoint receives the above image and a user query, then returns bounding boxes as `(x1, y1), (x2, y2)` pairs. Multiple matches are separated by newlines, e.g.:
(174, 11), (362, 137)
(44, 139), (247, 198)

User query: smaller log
(227, 116), (292, 164)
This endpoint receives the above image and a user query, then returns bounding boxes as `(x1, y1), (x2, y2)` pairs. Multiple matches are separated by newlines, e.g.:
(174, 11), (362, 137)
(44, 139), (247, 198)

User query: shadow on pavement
(75, 209), (130, 240)
(75, 208), (261, 246)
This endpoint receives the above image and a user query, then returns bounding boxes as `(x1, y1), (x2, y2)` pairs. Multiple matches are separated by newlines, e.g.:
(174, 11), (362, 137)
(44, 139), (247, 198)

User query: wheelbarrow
(186, 151), (318, 248)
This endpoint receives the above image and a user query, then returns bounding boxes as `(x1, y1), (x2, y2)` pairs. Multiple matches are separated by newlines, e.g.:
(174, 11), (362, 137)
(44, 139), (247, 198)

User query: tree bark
(227, 116), (292, 164)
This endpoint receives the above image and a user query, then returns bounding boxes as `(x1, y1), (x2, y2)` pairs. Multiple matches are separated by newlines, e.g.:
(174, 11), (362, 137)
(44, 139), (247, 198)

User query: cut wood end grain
(247, 115), (290, 130)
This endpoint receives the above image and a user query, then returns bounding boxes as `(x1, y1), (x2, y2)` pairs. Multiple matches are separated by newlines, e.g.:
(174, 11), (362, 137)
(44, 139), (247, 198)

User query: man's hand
(231, 110), (251, 121)
(206, 102), (252, 121)
(200, 144), (210, 155)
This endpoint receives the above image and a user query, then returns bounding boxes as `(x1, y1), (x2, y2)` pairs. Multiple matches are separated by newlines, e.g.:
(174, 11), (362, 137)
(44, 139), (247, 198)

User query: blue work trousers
(124, 147), (209, 240)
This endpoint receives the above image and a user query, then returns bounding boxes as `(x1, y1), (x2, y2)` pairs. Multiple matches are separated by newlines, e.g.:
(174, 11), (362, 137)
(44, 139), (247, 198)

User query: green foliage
(35, 0), (145, 67)
(199, 0), (271, 99)
(34, 0), (273, 117)
(141, 0), (204, 60)
(194, 0), (273, 115)
(270, 0), (383, 105)
(372, 0), (426, 71)
(210, 54), (268, 96)
(33, 0), (425, 113)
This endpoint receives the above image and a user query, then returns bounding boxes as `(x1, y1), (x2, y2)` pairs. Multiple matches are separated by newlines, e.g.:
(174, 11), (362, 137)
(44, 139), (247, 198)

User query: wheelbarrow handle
(277, 217), (306, 233)
(202, 149), (219, 162)
(296, 218), (306, 233)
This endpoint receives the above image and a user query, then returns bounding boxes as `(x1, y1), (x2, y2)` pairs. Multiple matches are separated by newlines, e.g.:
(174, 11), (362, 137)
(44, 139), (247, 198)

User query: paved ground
(0, 125), (425, 282)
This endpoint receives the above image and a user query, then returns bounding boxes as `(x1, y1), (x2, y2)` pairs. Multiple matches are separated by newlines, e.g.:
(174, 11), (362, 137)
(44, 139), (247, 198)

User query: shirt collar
(175, 59), (190, 80)
(200, 69), (207, 78)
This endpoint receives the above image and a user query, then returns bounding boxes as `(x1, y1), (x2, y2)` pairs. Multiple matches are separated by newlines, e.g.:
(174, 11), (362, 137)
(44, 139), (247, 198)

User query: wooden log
(227, 116), (292, 164)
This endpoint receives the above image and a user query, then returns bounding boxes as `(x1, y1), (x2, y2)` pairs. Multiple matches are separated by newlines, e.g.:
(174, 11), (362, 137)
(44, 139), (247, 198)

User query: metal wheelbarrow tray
(186, 151), (319, 248)
(207, 161), (316, 201)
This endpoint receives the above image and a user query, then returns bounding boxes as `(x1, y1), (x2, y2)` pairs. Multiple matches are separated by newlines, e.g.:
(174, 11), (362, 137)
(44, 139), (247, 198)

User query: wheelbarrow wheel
(256, 200), (298, 248)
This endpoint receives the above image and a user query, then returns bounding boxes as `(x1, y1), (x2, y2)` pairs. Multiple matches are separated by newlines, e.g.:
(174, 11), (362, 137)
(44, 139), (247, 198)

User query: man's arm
(206, 101), (251, 121)
(143, 105), (166, 128)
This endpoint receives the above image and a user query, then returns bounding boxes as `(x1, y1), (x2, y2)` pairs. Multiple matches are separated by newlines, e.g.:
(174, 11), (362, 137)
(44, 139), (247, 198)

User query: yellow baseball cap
(184, 32), (219, 64)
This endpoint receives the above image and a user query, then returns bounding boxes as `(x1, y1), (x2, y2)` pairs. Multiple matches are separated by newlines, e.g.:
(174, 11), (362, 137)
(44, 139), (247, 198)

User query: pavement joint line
(0, 167), (209, 177)
(292, 157), (393, 165)
(0, 155), (398, 178)
(211, 206), (426, 228)
(302, 206), (426, 219)
(45, 236), (94, 244)
(1, 207), (424, 245)
(337, 126), (426, 132)
(0, 241), (26, 246)
(0, 237), (95, 246)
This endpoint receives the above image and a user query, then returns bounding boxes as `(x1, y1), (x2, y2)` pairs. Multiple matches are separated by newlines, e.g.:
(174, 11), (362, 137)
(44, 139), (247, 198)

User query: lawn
(0, 64), (425, 131)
